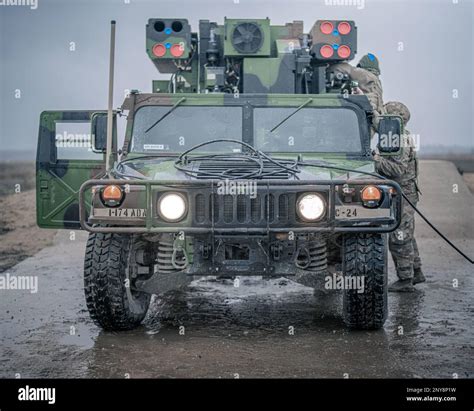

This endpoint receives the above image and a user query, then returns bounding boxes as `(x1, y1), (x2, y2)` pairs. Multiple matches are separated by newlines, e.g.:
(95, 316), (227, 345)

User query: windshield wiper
(145, 97), (186, 134)
(269, 98), (313, 133)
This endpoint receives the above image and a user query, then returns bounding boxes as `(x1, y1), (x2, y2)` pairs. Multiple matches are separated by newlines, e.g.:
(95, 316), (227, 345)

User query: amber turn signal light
(361, 185), (381, 201)
(101, 185), (124, 207)
(361, 185), (382, 208)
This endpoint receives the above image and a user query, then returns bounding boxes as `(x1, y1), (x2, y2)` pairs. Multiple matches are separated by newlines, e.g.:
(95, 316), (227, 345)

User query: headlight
(158, 192), (187, 222)
(297, 193), (326, 221)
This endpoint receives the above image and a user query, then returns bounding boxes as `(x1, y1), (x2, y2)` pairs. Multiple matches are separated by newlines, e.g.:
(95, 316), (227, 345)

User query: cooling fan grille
(231, 22), (264, 54)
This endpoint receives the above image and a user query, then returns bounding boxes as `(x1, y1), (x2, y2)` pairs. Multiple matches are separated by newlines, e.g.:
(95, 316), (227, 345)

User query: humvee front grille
(237, 195), (247, 222)
(223, 195), (234, 223)
(195, 192), (292, 226)
(279, 194), (289, 223)
(250, 197), (261, 222)
(195, 194), (206, 223)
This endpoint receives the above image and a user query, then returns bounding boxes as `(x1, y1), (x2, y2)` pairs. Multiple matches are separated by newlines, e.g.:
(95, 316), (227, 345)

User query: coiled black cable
(174, 139), (301, 180)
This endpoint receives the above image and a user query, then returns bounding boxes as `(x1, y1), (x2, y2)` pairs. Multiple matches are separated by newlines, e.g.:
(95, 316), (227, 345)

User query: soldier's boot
(388, 279), (415, 293)
(413, 268), (426, 285)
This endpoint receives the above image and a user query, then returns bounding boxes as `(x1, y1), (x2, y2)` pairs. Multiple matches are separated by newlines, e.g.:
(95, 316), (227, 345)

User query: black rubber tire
(342, 233), (387, 330)
(84, 232), (151, 330)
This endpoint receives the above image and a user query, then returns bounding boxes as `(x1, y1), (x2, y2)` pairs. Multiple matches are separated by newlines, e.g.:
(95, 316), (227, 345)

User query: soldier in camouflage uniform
(373, 101), (425, 292)
(329, 53), (385, 121)
(356, 53), (384, 117)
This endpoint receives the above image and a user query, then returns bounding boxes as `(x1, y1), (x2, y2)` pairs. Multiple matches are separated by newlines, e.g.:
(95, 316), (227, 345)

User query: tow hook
(171, 235), (189, 270)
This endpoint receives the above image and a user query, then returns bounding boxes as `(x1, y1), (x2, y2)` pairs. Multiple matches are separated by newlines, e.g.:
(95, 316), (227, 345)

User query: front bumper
(79, 178), (402, 234)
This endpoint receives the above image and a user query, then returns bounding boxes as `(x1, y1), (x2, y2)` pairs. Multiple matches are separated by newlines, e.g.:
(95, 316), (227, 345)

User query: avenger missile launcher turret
(145, 18), (357, 94)
(36, 17), (403, 331)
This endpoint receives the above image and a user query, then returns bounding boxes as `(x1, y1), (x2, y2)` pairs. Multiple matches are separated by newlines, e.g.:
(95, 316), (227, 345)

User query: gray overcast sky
(0, 0), (473, 152)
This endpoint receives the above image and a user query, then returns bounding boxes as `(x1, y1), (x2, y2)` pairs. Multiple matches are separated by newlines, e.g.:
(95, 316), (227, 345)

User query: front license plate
(93, 208), (147, 218)
(335, 206), (390, 219)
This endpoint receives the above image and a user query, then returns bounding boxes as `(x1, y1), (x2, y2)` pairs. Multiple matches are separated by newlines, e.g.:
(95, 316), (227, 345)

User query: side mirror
(91, 112), (117, 153)
(377, 115), (403, 155)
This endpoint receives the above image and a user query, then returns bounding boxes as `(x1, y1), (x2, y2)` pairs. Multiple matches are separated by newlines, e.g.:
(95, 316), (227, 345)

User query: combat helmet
(384, 101), (411, 125)
(357, 53), (380, 76)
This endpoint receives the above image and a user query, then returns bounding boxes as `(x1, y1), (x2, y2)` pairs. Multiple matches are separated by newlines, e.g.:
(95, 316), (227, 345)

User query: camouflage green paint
(151, 80), (170, 93)
(110, 158), (373, 182)
(243, 54), (296, 93)
(36, 111), (107, 229)
(125, 92), (347, 108)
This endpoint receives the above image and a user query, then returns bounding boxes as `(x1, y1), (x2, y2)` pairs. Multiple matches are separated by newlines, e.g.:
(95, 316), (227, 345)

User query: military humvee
(36, 18), (403, 330)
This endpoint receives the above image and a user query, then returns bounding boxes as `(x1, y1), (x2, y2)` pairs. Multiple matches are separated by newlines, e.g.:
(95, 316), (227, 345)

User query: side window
(55, 121), (102, 160)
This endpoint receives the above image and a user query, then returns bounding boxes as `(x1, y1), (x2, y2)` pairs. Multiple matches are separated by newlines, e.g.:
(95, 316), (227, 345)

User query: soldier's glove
(371, 149), (381, 162)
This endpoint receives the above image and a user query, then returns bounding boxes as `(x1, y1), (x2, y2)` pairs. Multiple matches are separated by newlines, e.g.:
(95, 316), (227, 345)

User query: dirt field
(0, 162), (56, 272)
(0, 161), (35, 196)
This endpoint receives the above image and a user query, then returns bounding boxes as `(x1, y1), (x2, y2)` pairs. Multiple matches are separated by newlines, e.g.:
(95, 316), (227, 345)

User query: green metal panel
(36, 111), (107, 229)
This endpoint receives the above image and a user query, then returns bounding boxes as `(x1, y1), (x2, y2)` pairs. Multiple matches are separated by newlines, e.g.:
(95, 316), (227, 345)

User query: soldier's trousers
(389, 198), (422, 280)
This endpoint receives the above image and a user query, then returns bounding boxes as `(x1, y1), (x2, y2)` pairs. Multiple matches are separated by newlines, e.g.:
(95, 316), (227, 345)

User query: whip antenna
(106, 20), (116, 175)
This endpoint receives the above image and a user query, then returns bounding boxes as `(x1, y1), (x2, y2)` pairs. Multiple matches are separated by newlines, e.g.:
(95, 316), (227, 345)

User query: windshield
(254, 107), (362, 153)
(131, 105), (243, 153)
(130, 104), (363, 155)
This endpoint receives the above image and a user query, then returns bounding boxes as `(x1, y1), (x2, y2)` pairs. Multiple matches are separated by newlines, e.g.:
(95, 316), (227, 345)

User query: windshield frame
(124, 94), (371, 159)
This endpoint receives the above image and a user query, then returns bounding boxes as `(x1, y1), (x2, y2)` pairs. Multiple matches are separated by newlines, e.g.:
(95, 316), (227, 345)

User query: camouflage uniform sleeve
(350, 67), (384, 113)
(329, 63), (385, 131)
(374, 139), (410, 179)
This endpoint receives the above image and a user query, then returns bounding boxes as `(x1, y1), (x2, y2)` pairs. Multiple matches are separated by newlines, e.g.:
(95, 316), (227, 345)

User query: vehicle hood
(115, 156), (375, 181)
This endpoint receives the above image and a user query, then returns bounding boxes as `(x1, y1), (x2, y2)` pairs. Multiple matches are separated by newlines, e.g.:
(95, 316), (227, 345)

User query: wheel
(84, 232), (151, 330)
(342, 233), (387, 330)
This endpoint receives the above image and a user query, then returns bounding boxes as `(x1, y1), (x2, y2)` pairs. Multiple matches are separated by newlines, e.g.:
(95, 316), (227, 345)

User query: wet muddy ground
(0, 161), (473, 378)
(0, 236), (472, 378)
